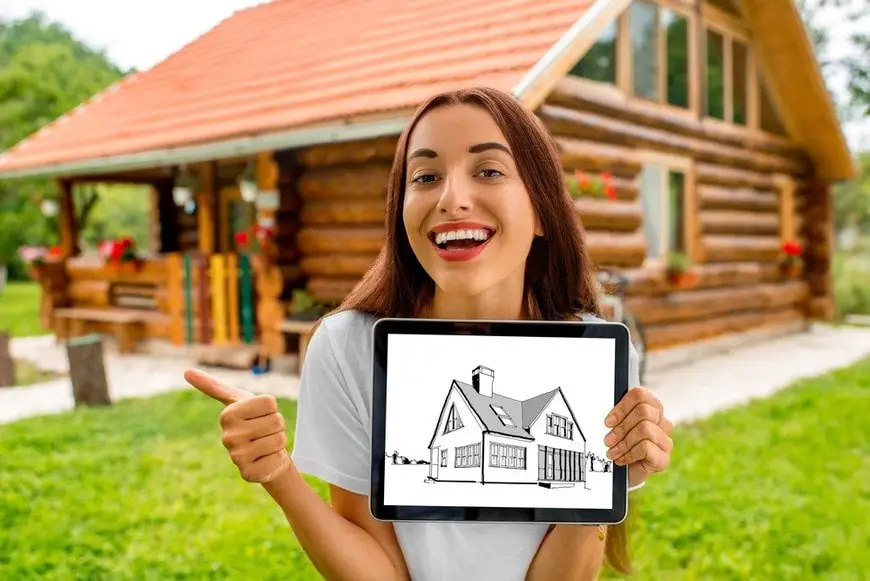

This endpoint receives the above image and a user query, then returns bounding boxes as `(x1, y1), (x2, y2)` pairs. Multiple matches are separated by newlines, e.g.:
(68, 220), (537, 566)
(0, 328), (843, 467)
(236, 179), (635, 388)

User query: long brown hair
(338, 86), (600, 321)
(330, 86), (631, 573)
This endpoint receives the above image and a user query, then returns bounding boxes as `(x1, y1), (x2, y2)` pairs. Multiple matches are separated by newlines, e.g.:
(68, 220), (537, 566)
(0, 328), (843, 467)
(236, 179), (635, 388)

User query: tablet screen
(381, 332), (616, 511)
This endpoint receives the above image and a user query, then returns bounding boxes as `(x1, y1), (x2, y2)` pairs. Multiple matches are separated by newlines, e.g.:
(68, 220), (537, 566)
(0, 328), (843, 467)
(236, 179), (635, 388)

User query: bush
(833, 247), (870, 317)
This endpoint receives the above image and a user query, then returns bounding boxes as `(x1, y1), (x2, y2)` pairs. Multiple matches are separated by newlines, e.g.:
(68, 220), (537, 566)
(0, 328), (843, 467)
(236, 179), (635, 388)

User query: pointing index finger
(184, 368), (252, 405)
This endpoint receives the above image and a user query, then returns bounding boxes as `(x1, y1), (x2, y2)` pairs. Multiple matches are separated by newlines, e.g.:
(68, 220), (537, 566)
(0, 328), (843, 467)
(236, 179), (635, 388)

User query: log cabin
(0, 0), (856, 365)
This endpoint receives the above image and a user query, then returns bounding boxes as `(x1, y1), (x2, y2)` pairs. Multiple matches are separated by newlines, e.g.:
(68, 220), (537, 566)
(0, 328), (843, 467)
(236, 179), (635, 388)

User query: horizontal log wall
(294, 136), (397, 304)
(544, 77), (814, 350)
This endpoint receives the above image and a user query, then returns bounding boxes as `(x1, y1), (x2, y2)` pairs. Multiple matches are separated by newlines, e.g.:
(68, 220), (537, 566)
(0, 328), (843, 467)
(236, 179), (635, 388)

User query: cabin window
(443, 403), (463, 434)
(440, 449), (447, 467)
(664, 9), (690, 109)
(630, 0), (658, 100)
(640, 164), (687, 260)
(455, 443), (481, 468)
(732, 40), (749, 125)
(570, 20), (618, 84)
(705, 29), (726, 120)
(626, 0), (691, 109)
(546, 413), (574, 440)
(490, 442), (526, 469)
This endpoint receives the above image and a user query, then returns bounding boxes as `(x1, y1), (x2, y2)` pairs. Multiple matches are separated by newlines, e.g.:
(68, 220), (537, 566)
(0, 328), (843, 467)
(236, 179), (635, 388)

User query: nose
(436, 174), (474, 216)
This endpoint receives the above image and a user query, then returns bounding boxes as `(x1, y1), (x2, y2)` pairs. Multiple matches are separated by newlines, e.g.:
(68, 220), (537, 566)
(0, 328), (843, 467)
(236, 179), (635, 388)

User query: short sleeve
(291, 319), (371, 496)
(628, 340), (641, 388)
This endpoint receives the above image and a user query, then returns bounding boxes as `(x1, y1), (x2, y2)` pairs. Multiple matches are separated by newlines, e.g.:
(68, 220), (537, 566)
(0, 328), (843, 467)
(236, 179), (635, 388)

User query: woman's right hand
(184, 368), (290, 484)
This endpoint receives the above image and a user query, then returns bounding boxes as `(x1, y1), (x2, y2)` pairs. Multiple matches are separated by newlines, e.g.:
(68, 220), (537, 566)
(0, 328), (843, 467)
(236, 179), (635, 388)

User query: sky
(1, 0), (867, 151)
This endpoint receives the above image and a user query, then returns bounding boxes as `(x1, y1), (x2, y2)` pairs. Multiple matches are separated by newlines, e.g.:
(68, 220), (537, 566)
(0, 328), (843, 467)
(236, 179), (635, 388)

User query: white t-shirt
(291, 309), (640, 581)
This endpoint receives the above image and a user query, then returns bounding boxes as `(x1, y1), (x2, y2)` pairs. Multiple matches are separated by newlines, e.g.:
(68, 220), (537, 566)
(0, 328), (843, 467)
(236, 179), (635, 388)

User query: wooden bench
(277, 319), (316, 372)
(54, 308), (147, 354)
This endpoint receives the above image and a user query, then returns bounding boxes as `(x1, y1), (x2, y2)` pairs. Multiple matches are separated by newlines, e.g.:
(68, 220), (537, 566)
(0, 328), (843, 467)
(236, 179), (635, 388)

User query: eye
(477, 168), (504, 179)
(411, 173), (439, 185)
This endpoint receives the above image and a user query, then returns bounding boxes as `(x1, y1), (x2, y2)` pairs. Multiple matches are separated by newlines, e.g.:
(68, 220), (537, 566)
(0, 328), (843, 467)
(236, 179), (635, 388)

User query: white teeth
(434, 229), (491, 246)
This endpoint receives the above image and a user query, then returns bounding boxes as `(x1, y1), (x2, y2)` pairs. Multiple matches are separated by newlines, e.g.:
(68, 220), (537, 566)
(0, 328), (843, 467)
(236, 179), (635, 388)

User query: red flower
(47, 246), (63, 258)
(234, 231), (249, 246)
(782, 240), (802, 257)
(605, 185), (618, 201)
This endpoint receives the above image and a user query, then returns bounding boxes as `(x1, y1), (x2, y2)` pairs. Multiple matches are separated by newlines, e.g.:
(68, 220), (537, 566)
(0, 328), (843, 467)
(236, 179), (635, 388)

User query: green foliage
(0, 281), (46, 338)
(0, 12), (145, 278)
(666, 251), (690, 273)
(833, 241), (870, 317)
(833, 152), (870, 234)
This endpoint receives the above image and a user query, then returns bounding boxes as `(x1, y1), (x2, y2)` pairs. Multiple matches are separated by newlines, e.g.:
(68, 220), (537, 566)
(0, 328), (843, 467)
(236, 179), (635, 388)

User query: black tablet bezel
(369, 317), (631, 525)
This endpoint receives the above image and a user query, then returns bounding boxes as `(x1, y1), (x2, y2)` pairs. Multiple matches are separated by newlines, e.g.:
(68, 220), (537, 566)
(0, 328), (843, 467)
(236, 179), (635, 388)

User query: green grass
(0, 281), (47, 338)
(11, 358), (62, 386)
(610, 358), (870, 581)
(1, 360), (869, 580)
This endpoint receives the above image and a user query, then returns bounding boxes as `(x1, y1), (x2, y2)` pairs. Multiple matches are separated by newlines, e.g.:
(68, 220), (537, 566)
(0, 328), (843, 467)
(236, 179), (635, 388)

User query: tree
(0, 11), (131, 279)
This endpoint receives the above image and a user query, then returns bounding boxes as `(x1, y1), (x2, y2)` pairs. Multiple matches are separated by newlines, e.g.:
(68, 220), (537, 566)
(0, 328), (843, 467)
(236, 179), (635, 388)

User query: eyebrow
(407, 142), (513, 161)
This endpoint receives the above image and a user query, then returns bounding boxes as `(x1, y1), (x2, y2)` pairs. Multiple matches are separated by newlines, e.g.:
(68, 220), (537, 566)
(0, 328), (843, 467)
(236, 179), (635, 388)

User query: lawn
(0, 281), (46, 338)
(1, 360), (868, 580)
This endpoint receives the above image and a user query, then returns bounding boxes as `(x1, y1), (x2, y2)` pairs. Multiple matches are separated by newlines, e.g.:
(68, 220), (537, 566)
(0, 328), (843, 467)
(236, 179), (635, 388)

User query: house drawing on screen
(426, 365), (587, 488)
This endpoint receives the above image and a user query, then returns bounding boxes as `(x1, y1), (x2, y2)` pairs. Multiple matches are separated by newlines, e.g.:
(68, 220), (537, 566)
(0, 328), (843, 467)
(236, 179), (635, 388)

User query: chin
(429, 269), (498, 297)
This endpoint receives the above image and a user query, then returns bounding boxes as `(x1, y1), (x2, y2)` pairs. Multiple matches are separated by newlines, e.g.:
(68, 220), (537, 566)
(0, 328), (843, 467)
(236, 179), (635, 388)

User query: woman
(185, 87), (674, 581)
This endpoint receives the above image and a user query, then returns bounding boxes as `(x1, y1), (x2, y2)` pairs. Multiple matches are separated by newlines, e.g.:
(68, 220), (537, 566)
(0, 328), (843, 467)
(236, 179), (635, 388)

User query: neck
(424, 271), (528, 321)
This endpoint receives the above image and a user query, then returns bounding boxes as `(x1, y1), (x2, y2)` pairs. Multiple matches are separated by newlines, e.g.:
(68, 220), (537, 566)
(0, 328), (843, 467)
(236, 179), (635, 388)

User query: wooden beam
(196, 163), (216, 255)
(57, 179), (79, 257)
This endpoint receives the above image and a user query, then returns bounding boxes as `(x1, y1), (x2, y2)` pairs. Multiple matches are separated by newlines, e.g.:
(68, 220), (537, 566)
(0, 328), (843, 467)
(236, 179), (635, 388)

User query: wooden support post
(227, 254), (240, 344)
(166, 253), (185, 345)
(58, 179), (79, 257)
(0, 331), (14, 388)
(255, 151), (286, 357)
(197, 163), (217, 255)
(210, 254), (228, 345)
(66, 334), (111, 407)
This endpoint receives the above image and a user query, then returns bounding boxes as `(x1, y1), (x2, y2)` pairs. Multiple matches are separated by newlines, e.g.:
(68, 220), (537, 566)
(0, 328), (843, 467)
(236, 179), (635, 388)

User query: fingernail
(605, 414), (617, 427)
(604, 432), (615, 446)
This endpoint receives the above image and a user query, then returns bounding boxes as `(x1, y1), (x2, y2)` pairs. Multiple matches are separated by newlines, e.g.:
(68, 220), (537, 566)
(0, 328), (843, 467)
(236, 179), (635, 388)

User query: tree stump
(0, 331), (14, 388)
(66, 334), (111, 407)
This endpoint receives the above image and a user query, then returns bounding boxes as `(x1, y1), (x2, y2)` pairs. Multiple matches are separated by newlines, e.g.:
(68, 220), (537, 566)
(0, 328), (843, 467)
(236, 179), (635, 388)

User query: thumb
(184, 368), (253, 405)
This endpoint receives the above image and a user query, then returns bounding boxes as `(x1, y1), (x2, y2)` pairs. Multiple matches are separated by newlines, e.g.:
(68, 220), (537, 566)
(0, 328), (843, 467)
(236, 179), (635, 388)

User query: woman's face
(402, 103), (542, 298)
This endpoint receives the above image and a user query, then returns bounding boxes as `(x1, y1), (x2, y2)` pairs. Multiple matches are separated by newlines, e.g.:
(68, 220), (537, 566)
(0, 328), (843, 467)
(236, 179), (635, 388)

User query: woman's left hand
(603, 387), (674, 487)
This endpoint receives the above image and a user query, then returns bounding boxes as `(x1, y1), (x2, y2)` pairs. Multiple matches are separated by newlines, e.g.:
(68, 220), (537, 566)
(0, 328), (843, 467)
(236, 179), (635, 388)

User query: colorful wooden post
(198, 254), (210, 344)
(210, 254), (228, 345)
(239, 254), (254, 344)
(183, 253), (194, 344)
(227, 254), (240, 344)
(166, 253), (185, 345)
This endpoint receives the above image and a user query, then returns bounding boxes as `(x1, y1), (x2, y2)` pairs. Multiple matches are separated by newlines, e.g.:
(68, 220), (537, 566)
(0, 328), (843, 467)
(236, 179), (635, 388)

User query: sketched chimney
(472, 365), (494, 397)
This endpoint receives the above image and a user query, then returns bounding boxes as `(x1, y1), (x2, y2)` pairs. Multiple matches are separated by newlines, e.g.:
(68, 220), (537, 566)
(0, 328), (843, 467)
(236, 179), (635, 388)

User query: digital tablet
(369, 317), (631, 525)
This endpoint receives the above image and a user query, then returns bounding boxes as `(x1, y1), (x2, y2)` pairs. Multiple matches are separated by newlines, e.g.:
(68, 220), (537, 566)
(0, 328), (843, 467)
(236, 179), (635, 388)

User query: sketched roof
(450, 381), (586, 443)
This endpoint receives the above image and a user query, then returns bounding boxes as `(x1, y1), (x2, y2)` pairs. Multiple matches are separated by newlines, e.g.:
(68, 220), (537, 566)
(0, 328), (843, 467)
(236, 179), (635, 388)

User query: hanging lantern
(238, 159), (258, 202)
(239, 178), (258, 202)
(173, 164), (199, 207)
(40, 198), (59, 217)
(172, 185), (193, 207)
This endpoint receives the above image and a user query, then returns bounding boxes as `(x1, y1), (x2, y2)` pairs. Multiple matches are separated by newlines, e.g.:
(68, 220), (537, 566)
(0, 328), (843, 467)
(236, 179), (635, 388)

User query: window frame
(621, 0), (700, 117)
(636, 151), (698, 267)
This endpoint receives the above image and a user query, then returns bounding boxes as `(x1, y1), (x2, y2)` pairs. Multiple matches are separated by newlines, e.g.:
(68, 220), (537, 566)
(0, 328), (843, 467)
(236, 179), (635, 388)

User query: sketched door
(430, 447), (440, 479)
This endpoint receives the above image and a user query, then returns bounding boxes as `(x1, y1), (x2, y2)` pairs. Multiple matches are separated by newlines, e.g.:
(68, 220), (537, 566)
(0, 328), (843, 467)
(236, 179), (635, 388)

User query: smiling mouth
(428, 226), (495, 252)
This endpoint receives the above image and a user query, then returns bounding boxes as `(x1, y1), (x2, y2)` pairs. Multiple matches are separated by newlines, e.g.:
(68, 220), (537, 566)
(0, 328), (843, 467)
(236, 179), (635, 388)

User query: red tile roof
(0, 0), (598, 176)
